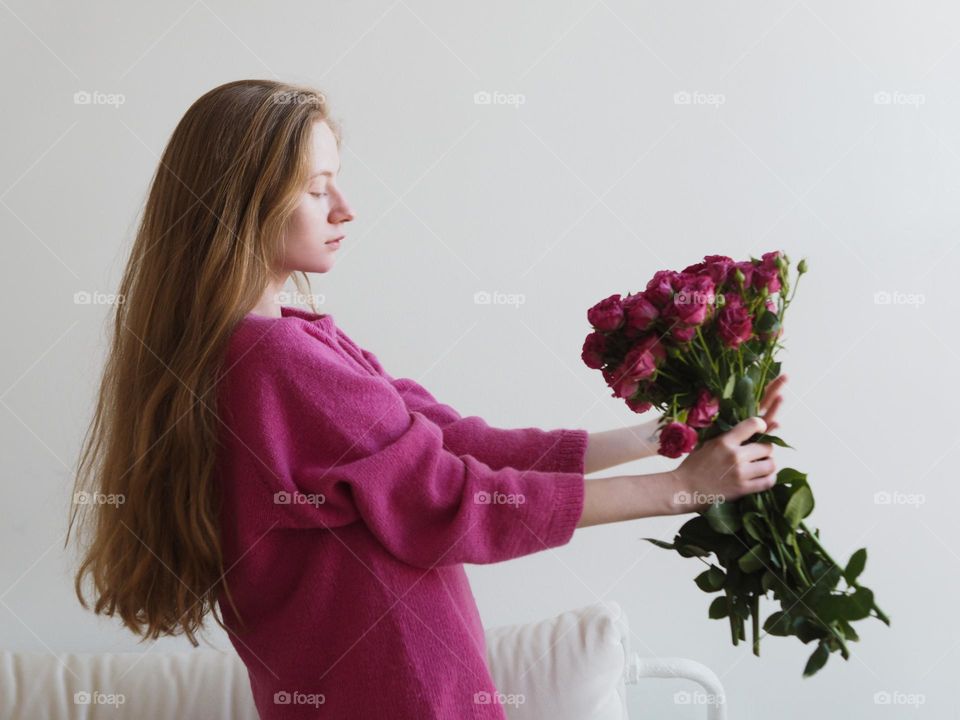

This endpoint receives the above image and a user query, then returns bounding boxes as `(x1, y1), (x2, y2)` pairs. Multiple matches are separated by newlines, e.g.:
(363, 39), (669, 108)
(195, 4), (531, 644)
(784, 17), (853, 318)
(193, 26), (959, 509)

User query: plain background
(1, 1), (955, 717)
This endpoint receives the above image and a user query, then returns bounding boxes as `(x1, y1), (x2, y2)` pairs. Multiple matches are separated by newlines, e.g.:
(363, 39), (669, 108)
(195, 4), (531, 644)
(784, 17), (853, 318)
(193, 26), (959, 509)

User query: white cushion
(484, 601), (630, 720)
(0, 602), (631, 720)
(0, 649), (259, 720)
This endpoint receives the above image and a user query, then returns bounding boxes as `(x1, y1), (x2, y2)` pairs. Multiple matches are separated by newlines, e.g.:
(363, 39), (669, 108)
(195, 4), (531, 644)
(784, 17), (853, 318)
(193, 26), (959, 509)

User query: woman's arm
(581, 374), (789, 477)
(577, 416), (778, 528)
(583, 418), (661, 475)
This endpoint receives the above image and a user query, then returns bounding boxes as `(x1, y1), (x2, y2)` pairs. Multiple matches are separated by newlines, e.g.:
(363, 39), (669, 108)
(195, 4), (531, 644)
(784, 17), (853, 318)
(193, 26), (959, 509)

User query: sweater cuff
(539, 470), (586, 550)
(550, 428), (589, 475)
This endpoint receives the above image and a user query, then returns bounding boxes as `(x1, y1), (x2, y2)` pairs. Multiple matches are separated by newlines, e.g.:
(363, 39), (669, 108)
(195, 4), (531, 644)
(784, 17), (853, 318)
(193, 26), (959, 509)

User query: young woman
(68, 79), (785, 719)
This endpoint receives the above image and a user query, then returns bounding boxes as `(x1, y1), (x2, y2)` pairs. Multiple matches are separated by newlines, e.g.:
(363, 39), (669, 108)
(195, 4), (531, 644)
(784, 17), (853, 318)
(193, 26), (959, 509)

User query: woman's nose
(331, 195), (355, 224)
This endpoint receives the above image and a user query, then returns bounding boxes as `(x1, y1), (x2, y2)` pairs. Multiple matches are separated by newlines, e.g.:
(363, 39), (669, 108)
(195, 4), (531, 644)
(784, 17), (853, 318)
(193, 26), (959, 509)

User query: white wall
(1, 1), (955, 717)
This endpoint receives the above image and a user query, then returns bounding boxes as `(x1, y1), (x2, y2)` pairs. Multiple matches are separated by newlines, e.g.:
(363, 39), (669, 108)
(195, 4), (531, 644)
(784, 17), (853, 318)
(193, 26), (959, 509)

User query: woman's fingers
(759, 374), (787, 432)
(759, 374), (787, 411)
(763, 396), (783, 432)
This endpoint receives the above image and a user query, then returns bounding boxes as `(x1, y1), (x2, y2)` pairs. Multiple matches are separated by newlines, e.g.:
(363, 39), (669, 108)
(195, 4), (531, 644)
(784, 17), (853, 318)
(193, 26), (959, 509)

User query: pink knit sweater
(215, 305), (588, 719)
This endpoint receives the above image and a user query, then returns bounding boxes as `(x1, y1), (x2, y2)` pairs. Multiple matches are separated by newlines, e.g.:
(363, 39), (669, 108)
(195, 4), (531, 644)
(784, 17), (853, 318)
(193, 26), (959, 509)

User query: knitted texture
(215, 306), (588, 719)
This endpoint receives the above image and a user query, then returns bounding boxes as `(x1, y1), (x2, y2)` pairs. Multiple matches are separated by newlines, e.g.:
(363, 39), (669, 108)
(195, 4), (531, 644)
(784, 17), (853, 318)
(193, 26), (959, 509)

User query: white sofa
(0, 601), (727, 719)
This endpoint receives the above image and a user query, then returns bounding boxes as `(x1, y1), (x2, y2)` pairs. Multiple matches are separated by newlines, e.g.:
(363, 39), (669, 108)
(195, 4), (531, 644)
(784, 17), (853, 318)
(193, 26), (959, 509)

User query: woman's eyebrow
(310, 163), (342, 179)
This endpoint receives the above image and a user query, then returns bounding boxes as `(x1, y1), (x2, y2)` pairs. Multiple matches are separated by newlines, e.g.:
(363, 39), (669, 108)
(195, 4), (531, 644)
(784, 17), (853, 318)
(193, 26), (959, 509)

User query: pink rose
(670, 325), (697, 343)
(702, 255), (736, 285)
(602, 363), (637, 399)
(682, 255), (735, 286)
(751, 251), (782, 294)
(665, 274), (715, 327)
(623, 336), (665, 377)
(609, 369), (639, 399)
(625, 395), (653, 413)
(687, 388), (720, 428)
(717, 301), (753, 348)
(659, 421), (699, 458)
(622, 292), (659, 333)
(581, 332), (607, 369)
(587, 294), (625, 331)
(644, 270), (681, 308)
(608, 335), (666, 398)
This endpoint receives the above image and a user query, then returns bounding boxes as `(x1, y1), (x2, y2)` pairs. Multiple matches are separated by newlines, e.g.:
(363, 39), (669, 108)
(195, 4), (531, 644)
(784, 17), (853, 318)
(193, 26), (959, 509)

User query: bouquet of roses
(581, 251), (889, 677)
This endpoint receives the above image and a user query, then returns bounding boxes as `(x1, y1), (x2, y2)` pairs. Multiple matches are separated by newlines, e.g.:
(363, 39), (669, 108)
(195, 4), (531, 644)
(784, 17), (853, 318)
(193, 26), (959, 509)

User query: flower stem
(799, 521), (890, 625)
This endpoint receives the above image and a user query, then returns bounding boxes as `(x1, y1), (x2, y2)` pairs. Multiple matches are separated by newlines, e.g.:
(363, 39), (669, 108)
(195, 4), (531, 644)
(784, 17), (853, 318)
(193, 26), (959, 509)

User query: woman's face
(281, 119), (355, 274)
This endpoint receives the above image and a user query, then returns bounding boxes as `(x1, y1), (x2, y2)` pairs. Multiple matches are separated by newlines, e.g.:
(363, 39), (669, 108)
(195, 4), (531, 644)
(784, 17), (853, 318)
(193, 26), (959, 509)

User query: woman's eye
(310, 192), (328, 198)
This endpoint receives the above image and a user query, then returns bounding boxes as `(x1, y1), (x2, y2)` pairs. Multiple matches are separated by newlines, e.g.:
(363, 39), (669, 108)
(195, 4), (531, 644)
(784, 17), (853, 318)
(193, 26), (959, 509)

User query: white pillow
(0, 602), (632, 720)
(484, 601), (630, 720)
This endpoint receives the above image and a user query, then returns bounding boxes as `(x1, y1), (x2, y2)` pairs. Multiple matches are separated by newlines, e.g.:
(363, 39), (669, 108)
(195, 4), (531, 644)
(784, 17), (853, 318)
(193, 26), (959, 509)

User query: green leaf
(742, 512), (765, 542)
(844, 548), (867, 585)
(755, 310), (780, 334)
(763, 611), (792, 636)
(677, 544), (712, 558)
(643, 538), (676, 551)
(807, 567), (842, 606)
(705, 501), (742, 535)
(751, 433), (793, 449)
(695, 567), (726, 592)
(847, 586), (874, 621)
(722, 374), (736, 399)
(733, 375), (757, 417)
(793, 616), (828, 644)
(708, 596), (729, 619)
(784, 485), (814, 529)
(837, 619), (860, 643)
(678, 515), (722, 545)
(803, 641), (830, 678)
(776, 467), (807, 485)
(738, 544), (767, 573)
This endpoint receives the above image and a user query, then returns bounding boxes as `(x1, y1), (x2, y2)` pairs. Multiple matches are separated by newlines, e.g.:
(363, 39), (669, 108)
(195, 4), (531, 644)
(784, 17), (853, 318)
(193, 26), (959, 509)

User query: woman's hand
(759, 373), (788, 432)
(670, 416), (777, 514)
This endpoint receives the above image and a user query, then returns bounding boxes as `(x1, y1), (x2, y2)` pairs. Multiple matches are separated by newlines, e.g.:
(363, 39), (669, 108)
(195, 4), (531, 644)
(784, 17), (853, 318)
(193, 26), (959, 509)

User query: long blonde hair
(67, 79), (340, 645)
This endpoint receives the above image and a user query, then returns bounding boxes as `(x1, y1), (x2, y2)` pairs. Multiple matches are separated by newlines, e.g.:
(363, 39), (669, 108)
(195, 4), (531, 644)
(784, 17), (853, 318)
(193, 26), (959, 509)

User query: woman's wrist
(577, 471), (687, 528)
(631, 418), (661, 461)
(584, 418), (661, 475)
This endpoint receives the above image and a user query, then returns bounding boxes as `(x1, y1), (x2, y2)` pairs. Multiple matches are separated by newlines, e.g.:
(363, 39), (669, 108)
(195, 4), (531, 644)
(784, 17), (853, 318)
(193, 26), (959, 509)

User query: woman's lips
(326, 236), (343, 248)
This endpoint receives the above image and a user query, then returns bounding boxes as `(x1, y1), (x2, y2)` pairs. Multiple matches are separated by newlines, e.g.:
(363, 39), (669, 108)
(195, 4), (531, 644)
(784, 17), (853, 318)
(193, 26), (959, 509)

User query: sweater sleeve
(249, 325), (586, 569)
(348, 342), (589, 476)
